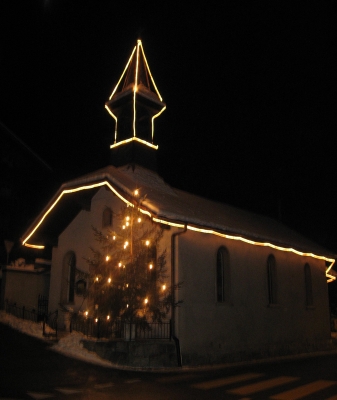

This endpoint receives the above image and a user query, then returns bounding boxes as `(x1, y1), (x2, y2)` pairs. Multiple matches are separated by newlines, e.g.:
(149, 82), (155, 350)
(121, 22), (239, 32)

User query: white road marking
(125, 379), (141, 384)
(26, 393), (55, 400)
(270, 380), (337, 400)
(157, 373), (198, 383)
(94, 382), (114, 389)
(228, 376), (299, 395)
(192, 372), (264, 390)
(55, 387), (83, 395)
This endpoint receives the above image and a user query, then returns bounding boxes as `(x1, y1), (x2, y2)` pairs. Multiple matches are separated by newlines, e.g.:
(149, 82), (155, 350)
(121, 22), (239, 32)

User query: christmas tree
(85, 203), (172, 325)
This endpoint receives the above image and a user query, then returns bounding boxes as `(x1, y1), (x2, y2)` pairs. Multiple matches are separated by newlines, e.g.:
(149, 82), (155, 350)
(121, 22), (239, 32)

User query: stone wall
(82, 339), (178, 368)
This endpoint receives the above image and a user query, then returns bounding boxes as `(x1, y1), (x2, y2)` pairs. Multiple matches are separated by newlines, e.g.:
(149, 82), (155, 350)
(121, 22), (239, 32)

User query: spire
(105, 40), (166, 170)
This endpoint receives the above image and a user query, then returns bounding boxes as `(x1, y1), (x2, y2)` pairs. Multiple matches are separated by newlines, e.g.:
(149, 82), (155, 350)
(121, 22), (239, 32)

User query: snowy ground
(0, 310), (114, 368)
(1, 310), (337, 371)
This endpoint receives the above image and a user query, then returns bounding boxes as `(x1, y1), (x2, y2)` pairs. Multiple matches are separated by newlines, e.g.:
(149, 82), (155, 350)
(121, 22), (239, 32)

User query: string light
(107, 315), (110, 320)
(108, 45), (136, 100)
(149, 263), (153, 270)
(106, 255), (110, 262)
(22, 180), (336, 282)
(118, 262), (122, 268)
(110, 137), (158, 150)
(106, 40), (165, 147)
(108, 277), (111, 283)
(134, 189), (139, 196)
(162, 284), (166, 291)
(152, 218), (185, 228)
(23, 243), (45, 249)
(145, 240), (150, 246)
(144, 298), (148, 304)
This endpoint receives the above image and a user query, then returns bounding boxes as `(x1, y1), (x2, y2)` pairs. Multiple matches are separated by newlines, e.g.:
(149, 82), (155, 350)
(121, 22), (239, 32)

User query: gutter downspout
(171, 225), (187, 367)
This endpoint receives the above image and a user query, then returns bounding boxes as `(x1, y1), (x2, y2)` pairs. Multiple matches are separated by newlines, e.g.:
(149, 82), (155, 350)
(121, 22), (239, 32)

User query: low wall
(82, 339), (178, 368)
(181, 338), (335, 366)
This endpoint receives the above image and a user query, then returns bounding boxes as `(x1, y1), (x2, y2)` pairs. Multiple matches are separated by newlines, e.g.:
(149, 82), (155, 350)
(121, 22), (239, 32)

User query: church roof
(21, 164), (335, 281)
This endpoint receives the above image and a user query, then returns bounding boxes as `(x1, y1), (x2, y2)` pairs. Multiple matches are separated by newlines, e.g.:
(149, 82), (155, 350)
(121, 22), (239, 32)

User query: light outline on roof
(22, 180), (335, 282)
(106, 40), (165, 147)
(109, 137), (158, 150)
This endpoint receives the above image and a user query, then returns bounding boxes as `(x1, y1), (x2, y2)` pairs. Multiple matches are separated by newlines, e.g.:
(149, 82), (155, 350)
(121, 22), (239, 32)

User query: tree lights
(85, 204), (172, 323)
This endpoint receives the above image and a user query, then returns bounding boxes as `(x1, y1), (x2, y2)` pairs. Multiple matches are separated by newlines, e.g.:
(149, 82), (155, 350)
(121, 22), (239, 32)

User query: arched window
(60, 252), (76, 304)
(216, 247), (230, 303)
(304, 263), (313, 307)
(267, 255), (277, 305)
(102, 207), (113, 228)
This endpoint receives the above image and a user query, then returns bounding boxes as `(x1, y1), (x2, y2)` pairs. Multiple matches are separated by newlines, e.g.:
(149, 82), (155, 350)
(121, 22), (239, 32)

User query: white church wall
(175, 230), (330, 364)
(49, 188), (123, 316)
(48, 187), (173, 321)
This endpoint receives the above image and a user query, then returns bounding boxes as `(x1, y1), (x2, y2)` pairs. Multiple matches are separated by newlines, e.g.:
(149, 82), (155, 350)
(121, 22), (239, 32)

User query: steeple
(105, 40), (166, 170)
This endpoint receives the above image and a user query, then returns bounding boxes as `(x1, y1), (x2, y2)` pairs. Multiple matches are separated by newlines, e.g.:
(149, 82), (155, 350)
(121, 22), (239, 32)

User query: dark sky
(1, 1), (337, 252)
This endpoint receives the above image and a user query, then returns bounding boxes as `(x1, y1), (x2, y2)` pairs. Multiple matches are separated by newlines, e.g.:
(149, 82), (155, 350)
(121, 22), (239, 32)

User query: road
(1, 322), (337, 399)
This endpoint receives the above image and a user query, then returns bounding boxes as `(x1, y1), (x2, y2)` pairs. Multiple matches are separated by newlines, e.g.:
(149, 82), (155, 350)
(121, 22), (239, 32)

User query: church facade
(19, 40), (335, 365)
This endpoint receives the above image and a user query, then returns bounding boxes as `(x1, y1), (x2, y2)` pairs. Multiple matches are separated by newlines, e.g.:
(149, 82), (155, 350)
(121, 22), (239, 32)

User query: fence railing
(5, 300), (58, 337)
(5, 301), (39, 323)
(43, 310), (58, 338)
(4, 300), (170, 341)
(70, 314), (171, 341)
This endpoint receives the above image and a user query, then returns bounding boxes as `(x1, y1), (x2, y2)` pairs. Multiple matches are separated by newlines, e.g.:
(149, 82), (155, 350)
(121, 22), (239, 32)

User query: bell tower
(105, 40), (166, 170)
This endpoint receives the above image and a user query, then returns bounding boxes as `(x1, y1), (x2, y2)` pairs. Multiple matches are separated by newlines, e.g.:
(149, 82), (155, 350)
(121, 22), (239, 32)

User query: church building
(20, 40), (336, 365)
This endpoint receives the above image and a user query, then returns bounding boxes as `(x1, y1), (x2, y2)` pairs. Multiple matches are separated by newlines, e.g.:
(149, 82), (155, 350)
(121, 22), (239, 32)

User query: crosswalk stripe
(55, 388), (83, 395)
(125, 379), (141, 384)
(26, 393), (55, 399)
(157, 374), (200, 383)
(192, 372), (264, 390)
(270, 380), (337, 400)
(228, 376), (299, 395)
(94, 383), (114, 389)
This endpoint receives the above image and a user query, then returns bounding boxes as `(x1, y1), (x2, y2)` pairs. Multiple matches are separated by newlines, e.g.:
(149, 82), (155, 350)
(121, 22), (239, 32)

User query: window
(267, 255), (277, 305)
(60, 252), (76, 304)
(216, 247), (230, 302)
(304, 263), (313, 307)
(102, 207), (113, 228)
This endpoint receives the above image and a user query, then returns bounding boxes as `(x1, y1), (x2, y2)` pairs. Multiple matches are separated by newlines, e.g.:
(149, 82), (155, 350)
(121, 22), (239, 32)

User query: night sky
(1, 1), (337, 255)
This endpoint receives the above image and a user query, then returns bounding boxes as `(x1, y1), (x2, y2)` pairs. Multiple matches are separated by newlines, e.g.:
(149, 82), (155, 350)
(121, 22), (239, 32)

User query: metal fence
(43, 310), (58, 338)
(5, 301), (39, 323)
(5, 300), (58, 338)
(70, 315), (123, 339)
(70, 314), (171, 340)
(4, 300), (170, 341)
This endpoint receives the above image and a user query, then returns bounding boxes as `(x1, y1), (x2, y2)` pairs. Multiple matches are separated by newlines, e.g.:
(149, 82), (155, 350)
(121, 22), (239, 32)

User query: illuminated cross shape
(105, 40), (166, 150)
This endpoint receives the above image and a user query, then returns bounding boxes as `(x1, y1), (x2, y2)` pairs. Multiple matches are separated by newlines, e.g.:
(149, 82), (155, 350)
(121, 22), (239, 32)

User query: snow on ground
(1, 310), (337, 370)
(0, 311), (114, 368)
